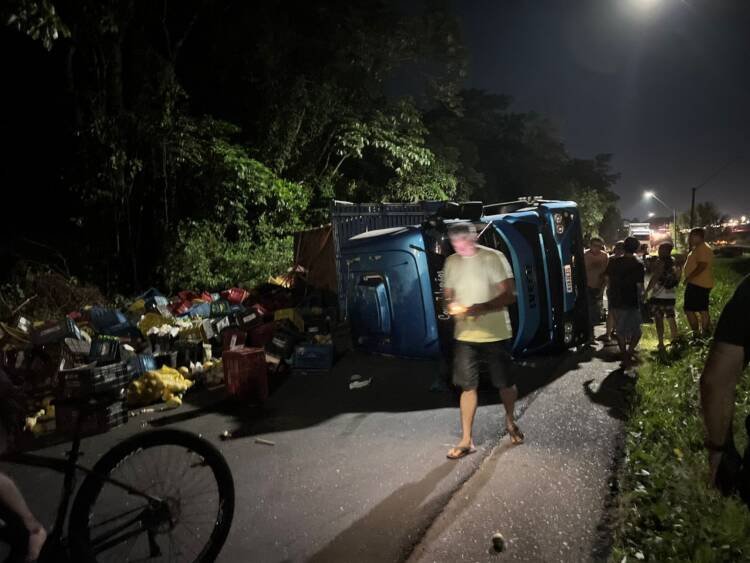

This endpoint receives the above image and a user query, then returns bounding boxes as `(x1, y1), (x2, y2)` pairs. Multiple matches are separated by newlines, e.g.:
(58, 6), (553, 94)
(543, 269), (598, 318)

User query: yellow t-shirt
(684, 242), (714, 288)
(444, 245), (514, 343)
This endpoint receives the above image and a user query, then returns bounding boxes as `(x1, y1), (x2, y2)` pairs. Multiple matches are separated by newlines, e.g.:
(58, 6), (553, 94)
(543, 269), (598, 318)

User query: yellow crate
(273, 308), (304, 332)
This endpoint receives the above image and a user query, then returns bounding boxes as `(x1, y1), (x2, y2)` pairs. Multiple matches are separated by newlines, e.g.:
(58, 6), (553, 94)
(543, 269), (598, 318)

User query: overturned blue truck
(332, 198), (589, 359)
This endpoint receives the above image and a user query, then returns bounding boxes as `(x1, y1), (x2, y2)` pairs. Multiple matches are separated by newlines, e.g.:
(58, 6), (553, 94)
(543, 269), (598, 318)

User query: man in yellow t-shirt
(443, 222), (521, 460)
(683, 228), (715, 338)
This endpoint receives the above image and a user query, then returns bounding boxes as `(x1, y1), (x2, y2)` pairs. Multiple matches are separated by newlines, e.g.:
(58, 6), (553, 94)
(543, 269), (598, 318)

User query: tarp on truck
(293, 225), (337, 293)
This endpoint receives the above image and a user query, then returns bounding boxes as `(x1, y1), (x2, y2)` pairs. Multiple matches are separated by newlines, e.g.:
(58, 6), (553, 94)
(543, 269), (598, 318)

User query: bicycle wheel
(68, 429), (234, 562)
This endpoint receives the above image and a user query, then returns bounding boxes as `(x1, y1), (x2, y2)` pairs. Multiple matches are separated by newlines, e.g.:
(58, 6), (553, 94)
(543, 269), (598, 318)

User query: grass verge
(610, 257), (750, 563)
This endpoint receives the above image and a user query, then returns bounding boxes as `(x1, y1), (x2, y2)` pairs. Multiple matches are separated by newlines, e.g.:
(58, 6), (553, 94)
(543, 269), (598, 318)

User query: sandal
(507, 424), (525, 445)
(446, 445), (476, 460)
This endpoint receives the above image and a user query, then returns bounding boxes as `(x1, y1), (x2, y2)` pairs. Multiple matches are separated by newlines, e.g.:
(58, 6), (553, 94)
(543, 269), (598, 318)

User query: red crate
(222, 347), (268, 402)
(222, 288), (249, 305)
(222, 328), (248, 351)
(249, 323), (275, 347)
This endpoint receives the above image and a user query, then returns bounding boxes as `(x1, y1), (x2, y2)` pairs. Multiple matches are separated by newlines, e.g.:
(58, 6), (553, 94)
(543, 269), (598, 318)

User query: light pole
(644, 191), (678, 249)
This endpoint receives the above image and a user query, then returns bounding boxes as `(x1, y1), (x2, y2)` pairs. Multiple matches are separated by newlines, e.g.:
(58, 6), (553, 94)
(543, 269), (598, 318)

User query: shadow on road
(582, 368), (636, 421)
(307, 461), (457, 563)
(147, 347), (594, 442)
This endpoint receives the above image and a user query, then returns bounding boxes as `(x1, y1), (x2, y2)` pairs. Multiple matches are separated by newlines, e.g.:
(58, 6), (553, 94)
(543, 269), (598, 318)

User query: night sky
(457, 0), (750, 220)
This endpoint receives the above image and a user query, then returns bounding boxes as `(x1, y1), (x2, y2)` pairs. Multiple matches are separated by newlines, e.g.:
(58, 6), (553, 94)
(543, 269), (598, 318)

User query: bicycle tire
(68, 429), (234, 563)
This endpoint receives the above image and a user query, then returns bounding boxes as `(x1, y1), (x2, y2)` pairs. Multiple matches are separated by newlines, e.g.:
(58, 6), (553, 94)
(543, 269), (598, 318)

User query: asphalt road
(1, 341), (627, 562)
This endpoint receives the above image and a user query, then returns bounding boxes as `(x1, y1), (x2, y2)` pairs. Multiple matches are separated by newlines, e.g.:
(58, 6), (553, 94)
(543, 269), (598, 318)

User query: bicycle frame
(1, 409), (163, 560)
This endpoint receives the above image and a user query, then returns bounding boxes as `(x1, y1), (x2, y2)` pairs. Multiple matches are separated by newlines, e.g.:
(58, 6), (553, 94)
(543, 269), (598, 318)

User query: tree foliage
(3, 0), (621, 292)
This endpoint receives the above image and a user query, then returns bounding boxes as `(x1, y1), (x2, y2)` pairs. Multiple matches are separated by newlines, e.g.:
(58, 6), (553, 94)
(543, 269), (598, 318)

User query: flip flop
(446, 445), (476, 460)
(507, 424), (525, 445)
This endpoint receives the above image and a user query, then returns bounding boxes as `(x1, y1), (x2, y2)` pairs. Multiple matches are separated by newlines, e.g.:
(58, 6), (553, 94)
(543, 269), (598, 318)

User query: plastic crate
(238, 309), (263, 330)
(145, 295), (169, 313)
(173, 340), (203, 366)
(213, 316), (234, 336)
(188, 302), (212, 319)
(249, 323), (275, 347)
(222, 328), (247, 351)
(128, 353), (157, 375)
(273, 309), (304, 333)
(222, 347), (268, 402)
(89, 336), (121, 365)
(32, 318), (81, 347)
(210, 300), (232, 318)
(153, 351), (177, 369)
(222, 288), (249, 305)
(266, 329), (297, 360)
(90, 308), (128, 333)
(292, 343), (334, 371)
(56, 400), (128, 436)
(58, 362), (132, 399)
(62, 338), (91, 365)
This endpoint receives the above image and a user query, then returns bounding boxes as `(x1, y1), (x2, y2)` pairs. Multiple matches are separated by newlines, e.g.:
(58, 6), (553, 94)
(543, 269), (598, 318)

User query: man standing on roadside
(443, 222), (522, 460)
(699, 275), (750, 499)
(604, 237), (645, 374)
(584, 237), (609, 341)
(683, 228), (715, 339)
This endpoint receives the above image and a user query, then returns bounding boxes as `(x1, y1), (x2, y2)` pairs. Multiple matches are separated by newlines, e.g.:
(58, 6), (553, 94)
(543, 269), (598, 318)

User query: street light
(644, 190), (678, 249)
(648, 212), (656, 218)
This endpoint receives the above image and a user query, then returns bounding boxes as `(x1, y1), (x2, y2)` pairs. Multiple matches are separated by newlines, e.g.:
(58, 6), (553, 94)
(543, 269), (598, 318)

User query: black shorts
(453, 340), (514, 390)
(684, 283), (711, 312)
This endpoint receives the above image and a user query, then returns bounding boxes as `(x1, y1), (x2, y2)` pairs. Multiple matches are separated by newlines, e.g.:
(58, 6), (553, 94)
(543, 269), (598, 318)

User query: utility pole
(689, 156), (740, 229)
(689, 187), (697, 229)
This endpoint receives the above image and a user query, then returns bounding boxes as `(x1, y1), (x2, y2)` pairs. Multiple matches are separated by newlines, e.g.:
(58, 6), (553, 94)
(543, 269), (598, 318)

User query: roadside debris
(491, 532), (506, 552)
(1, 278), (343, 446)
(254, 438), (276, 446)
(349, 374), (372, 390)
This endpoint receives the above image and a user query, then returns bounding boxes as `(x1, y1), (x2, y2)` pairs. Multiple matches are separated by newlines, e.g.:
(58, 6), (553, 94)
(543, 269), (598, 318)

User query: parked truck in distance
(337, 198), (589, 359)
(627, 222), (652, 252)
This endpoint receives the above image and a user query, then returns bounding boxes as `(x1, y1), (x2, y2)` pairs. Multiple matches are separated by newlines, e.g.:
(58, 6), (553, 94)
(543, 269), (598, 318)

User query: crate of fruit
(56, 399), (128, 436)
(58, 362), (133, 399)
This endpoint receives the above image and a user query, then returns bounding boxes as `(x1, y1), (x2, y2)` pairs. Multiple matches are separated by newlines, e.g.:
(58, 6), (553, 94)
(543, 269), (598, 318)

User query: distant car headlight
(564, 321), (574, 344)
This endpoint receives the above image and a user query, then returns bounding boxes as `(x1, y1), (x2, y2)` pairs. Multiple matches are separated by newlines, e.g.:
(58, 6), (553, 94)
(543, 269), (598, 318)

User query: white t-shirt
(444, 245), (514, 342)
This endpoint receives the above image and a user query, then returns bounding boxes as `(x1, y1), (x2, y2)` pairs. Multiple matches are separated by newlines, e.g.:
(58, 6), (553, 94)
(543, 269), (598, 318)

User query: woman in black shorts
(646, 242), (681, 351)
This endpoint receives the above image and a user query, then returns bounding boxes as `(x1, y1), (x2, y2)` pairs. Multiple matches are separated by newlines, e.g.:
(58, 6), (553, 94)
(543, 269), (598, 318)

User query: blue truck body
(338, 199), (589, 359)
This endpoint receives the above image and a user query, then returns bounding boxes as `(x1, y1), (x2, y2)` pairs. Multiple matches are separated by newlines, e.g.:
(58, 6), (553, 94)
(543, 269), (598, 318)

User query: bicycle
(0, 395), (235, 562)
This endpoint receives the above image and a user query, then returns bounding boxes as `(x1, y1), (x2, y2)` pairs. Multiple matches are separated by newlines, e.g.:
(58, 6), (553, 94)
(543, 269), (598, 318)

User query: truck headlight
(554, 213), (563, 224)
(564, 321), (574, 344)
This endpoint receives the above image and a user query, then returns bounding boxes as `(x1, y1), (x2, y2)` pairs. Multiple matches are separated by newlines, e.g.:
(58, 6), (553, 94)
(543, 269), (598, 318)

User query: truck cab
(340, 198), (589, 359)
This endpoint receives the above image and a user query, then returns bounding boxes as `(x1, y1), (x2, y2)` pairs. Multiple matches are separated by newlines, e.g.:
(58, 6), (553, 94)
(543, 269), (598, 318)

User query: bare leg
(606, 310), (615, 338)
(500, 385), (518, 428)
(458, 389), (478, 448)
(0, 473), (47, 560)
(654, 312), (665, 348)
(668, 317), (679, 341)
(617, 334), (628, 365)
(686, 311), (699, 337)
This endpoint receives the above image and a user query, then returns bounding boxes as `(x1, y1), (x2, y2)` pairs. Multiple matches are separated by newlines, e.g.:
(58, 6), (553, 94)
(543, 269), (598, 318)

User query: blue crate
(129, 353), (157, 375)
(90, 307), (128, 332)
(186, 302), (211, 319)
(292, 343), (334, 371)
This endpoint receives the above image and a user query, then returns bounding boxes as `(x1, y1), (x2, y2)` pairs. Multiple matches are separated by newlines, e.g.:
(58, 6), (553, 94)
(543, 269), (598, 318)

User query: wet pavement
(1, 341), (627, 562)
